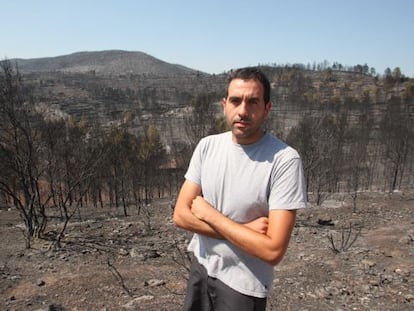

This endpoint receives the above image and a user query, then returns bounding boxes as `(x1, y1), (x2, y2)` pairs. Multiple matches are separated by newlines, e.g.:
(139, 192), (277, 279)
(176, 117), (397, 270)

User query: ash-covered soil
(1, 192), (413, 311)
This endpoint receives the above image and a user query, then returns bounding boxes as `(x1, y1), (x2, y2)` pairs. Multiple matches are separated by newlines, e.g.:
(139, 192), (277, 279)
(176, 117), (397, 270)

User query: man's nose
(237, 101), (248, 116)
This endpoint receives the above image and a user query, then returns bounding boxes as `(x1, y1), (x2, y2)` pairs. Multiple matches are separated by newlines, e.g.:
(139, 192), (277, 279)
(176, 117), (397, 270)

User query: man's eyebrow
(247, 96), (261, 101)
(228, 95), (260, 100)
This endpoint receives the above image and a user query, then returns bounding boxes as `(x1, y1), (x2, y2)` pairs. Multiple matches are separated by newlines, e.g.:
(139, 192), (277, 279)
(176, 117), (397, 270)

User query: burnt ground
(0, 192), (413, 311)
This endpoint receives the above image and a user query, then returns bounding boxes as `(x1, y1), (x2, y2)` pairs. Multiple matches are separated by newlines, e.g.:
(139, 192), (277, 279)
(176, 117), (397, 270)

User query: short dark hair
(226, 67), (271, 103)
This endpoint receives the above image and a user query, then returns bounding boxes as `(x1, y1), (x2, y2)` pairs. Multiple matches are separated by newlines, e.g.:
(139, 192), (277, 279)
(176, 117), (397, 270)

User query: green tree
(392, 67), (402, 82)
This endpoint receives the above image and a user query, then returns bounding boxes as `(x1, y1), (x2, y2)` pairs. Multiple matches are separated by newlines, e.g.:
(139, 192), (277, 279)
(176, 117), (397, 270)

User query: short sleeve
(268, 154), (307, 210)
(184, 140), (203, 186)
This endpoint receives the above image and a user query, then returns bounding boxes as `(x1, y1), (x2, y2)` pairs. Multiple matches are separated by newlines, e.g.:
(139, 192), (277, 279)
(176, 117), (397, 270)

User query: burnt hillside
(13, 50), (200, 76)
(12, 51), (413, 141)
(1, 51), (413, 227)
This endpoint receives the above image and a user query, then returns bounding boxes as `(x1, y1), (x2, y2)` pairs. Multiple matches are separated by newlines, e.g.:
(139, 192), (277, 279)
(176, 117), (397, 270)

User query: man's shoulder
(193, 132), (231, 157)
(199, 131), (231, 145)
(263, 133), (301, 160)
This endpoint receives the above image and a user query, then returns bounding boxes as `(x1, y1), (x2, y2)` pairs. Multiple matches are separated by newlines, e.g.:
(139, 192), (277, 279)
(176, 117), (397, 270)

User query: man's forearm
(174, 201), (268, 239)
(199, 207), (277, 262)
(173, 202), (223, 239)
(191, 196), (295, 266)
(173, 180), (223, 239)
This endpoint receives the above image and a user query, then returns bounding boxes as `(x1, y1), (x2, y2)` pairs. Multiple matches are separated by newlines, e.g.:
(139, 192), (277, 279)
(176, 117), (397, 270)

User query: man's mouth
(234, 121), (250, 128)
(234, 117), (251, 125)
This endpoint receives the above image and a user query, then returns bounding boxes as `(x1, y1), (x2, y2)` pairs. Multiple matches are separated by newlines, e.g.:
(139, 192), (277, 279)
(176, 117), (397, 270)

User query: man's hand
(174, 181), (224, 238)
(191, 196), (269, 235)
(244, 217), (269, 234)
(191, 195), (218, 222)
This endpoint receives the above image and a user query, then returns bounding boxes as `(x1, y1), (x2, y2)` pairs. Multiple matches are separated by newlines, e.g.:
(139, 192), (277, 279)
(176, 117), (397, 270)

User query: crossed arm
(173, 179), (297, 266)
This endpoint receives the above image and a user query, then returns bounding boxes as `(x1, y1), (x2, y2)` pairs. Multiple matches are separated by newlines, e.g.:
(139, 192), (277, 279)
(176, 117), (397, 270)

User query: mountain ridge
(10, 50), (205, 76)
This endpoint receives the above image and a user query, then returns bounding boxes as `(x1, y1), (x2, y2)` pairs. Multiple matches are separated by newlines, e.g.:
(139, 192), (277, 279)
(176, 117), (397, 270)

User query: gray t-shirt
(185, 131), (307, 298)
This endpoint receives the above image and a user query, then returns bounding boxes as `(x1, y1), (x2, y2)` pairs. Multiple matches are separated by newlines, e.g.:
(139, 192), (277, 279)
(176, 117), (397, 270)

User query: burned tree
(0, 60), (49, 247)
(0, 60), (104, 249)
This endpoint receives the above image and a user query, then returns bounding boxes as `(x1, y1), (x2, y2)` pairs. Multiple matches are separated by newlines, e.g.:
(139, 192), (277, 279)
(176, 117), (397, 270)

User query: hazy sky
(2, 0), (413, 76)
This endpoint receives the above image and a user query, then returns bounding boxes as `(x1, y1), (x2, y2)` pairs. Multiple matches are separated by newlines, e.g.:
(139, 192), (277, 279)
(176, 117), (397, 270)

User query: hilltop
(12, 50), (203, 76)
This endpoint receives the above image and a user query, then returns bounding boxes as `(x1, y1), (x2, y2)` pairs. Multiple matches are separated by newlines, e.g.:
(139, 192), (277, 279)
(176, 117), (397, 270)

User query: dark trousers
(183, 259), (267, 311)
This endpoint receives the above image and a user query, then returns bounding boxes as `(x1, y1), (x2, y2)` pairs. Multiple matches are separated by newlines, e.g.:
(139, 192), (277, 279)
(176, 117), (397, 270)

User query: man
(174, 67), (307, 311)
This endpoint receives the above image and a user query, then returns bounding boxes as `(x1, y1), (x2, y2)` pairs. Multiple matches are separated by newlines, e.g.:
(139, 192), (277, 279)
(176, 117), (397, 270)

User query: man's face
(222, 78), (271, 145)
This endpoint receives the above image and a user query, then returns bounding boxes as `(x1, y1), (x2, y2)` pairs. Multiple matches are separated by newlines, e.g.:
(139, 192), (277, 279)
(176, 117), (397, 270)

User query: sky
(1, 0), (413, 76)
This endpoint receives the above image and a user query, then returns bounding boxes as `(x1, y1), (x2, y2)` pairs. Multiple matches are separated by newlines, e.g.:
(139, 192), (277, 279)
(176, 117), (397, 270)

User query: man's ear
(222, 97), (227, 113)
(265, 101), (272, 115)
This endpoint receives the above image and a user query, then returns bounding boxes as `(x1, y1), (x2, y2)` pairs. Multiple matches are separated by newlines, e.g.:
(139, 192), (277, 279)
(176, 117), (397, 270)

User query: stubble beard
(230, 122), (263, 143)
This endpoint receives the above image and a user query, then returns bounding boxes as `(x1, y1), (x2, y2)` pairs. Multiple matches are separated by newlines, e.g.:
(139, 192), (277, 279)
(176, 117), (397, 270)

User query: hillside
(6, 50), (414, 154)
(12, 50), (202, 76)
